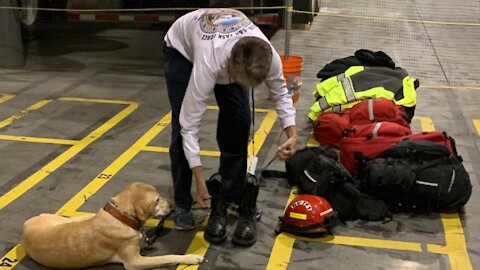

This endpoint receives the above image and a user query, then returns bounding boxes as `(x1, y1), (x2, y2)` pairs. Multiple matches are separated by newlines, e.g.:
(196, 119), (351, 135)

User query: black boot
(232, 174), (259, 247)
(204, 173), (227, 244)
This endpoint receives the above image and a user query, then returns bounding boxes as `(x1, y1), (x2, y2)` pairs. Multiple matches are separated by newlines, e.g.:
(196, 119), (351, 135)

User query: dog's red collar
(103, 202), (142, 231)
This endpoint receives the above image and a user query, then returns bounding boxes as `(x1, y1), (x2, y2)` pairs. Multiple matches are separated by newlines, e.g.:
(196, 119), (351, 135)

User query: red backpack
(339, 131), (456, 173)
(312, 111), (350, 148)
(349, 98), (410, 128)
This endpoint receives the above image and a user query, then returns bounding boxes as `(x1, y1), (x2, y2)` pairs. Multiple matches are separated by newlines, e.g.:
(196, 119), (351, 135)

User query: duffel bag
(359, 139), (471, 212)
(350, 98), (411, 126)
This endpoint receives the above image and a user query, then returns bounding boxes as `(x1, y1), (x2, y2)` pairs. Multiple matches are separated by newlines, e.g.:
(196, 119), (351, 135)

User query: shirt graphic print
(197, 9), (256, 41)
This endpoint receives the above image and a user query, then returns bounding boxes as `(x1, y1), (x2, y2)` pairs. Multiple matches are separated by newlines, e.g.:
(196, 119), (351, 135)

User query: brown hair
(229, 37), (273, 87)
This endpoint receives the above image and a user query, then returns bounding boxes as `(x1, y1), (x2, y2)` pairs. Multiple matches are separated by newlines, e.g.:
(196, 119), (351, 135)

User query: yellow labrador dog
(22, 182), (204, 269)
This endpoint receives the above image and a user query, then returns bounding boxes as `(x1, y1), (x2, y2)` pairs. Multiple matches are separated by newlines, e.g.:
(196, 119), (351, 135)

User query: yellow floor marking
(267, 115), (473, 270)
(0, 245), (25, 269)
(56, 113), (172, 216)
(177, 218), (210, 270)
(473, 119), (480, 136)
(206, 105), (273, 114)
(0, 100), (52, 129)
(306, 132), (320, 147)
(413, 115), (436, 132)
(0, 135), (77, 145)
(0, 100), (138, 210)
(143, 146), (221, 157)
(59, 97), (137, 104)
(0, 93), (15, 104)
(247, 109), (278, 156)
(267, 187), (298, 270)
(427, 213), (473, 270)
(296, 235), (422, 252)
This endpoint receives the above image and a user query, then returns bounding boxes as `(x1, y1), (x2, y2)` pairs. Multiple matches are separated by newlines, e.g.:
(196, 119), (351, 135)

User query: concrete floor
(0, 1), (479, 269)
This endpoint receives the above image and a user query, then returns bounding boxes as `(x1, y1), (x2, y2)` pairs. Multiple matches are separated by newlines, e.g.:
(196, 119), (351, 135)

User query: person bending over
(163, 8), (297, 246)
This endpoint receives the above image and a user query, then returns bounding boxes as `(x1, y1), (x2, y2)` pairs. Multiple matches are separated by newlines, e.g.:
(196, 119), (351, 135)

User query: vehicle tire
(17, 0), (66, 41)
(314, 0), (319, 16)
(292, 0), (314, 24)
(17, 0), (39, 41)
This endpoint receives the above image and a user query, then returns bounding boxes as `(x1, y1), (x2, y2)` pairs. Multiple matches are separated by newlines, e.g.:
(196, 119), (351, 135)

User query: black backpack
(285, 146), (338, 186)
(359, 140), (472, 212)
(288, 147), (389, 221)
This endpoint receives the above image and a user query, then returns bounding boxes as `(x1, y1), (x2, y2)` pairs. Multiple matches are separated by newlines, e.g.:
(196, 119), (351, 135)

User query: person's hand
(277, 136), (297, 160)
(192, 166), (211, 209)
(195, 181), (211, 209)
(277, 125), (297, 160)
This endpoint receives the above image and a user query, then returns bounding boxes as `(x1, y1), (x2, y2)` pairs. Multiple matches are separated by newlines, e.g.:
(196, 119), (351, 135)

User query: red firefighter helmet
(276, 194), (339, 237)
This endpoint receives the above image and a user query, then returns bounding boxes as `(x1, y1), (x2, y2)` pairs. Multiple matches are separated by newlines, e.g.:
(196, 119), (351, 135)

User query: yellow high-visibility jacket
(309, 66), (417, 120)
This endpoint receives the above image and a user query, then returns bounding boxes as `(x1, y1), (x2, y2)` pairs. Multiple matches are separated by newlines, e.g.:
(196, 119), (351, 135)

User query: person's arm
(264, 51), (297, 159)
(179, 61), (217, 208)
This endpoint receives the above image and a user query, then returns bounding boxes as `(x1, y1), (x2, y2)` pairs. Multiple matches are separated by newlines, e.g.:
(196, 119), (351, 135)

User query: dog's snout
(166, 198), (174, 211)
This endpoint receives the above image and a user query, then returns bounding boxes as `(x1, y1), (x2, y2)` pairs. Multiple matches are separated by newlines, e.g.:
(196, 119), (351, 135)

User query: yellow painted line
(206, 105), (272, 113)
(0, 245), (25, 269)
(427, 213), (473, 270)
(141, 146), (170, 152)
(56, 113), (171, 215)
(296, 235), (422, 252)
(0, 101), (138, 210)
(0, 100), (52, 129)
(413, 115), (436, 132)
(145, 219), (174, 229)
(421, 85), (480, 91)
(0, 135), (77, 145)
(176, 216), (209, 270)
(473, 119), (480, 136)
(0, 93), (15, 104)
(142, 146), (221, 157)
(59, 97), (134, 105)
(306, 133), (320, 148)
(267, 187), (298, 270)
(248, 109), (277, 156)
(294, 9), (480, 27)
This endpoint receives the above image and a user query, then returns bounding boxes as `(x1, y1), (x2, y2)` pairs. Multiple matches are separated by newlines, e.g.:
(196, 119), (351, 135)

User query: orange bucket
(281, 55), (303, 104)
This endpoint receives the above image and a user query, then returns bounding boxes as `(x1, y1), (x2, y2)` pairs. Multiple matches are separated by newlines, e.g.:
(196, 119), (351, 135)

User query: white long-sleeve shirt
(165, 8), (296, 168)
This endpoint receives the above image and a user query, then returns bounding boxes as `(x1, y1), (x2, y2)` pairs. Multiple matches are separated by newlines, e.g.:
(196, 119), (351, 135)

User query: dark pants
(163, 43), (250, 210)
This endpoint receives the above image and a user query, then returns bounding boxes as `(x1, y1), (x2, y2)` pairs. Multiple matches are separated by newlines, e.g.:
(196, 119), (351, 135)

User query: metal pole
(0, 0), (25, 68)
(284, 0), (292, 60)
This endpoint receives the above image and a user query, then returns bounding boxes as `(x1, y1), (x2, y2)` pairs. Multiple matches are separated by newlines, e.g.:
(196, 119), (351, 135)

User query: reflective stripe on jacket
(309, 66), (416, 120)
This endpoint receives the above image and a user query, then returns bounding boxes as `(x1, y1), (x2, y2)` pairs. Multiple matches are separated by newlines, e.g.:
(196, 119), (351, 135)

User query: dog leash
(142, 210), (175, 248)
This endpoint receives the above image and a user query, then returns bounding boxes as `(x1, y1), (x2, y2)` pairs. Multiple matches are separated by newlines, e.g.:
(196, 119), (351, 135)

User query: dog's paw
(182, 254), (204, 265)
